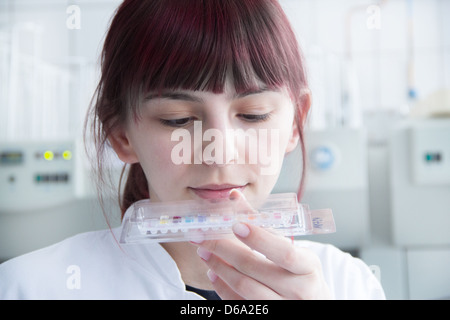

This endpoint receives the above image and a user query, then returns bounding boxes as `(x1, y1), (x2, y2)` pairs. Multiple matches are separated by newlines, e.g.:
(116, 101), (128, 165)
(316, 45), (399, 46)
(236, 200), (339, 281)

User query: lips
(189, 184), (247, 200)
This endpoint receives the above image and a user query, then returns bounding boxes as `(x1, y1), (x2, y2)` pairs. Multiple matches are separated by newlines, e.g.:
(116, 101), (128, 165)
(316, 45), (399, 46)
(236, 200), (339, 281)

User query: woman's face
(113, 82), (299, 203)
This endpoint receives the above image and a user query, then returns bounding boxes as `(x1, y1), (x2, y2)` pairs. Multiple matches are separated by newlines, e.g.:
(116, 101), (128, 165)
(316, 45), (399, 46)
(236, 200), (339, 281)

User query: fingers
(207, 269), (243, 300)
(199, 246), (280, 300)
(228, 189), (320, 274)
(196, 236), (317, 299)
(233, 222), (321, 275)
(197, 238), (330, 299)
(228, 189), (257, 214)
(192, 189), (330, 299)
(197, 237), (279, 282)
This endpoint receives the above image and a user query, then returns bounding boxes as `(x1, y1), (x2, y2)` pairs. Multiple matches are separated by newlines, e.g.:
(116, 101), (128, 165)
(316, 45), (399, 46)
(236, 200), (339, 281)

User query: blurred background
(0, 0), (449, 299)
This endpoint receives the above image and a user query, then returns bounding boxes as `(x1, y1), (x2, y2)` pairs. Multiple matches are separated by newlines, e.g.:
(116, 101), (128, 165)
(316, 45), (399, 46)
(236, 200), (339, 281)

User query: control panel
(410, 120), (450, 186)
(0, 141), (77, 212)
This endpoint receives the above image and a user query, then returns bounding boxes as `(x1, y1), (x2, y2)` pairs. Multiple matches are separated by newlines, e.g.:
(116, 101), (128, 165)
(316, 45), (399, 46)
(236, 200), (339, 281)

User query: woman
(0, 0), (385, 300)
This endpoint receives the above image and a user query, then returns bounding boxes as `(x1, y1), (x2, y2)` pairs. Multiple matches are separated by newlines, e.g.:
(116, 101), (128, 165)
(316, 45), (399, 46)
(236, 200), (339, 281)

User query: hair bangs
(123, 0), (303, 106)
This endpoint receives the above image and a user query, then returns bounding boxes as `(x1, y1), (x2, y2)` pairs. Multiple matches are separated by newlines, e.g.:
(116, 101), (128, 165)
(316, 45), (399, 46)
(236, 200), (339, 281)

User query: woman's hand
(191, 190), (333, 300)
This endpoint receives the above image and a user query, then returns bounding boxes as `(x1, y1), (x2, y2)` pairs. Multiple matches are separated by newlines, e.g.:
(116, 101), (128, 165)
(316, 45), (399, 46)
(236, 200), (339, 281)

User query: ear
(285, 120), (300, 154)
(299, 90), (311, 125)
(285, 91), (311, 154)
(108, 126), (139, 164)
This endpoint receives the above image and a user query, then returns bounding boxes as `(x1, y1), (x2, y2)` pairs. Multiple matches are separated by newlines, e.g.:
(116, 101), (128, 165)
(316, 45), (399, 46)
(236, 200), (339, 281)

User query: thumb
(229, 189), (257, 214)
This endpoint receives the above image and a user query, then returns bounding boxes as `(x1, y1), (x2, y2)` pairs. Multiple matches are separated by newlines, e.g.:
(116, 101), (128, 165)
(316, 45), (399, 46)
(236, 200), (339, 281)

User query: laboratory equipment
(0, 140), (120, 261)
(0, 141), (77, 212)
(120, 193), (335, 244)
(390, 118), (450, 246)
(274, 127), (369, 251)
(386, 118), (450, 299)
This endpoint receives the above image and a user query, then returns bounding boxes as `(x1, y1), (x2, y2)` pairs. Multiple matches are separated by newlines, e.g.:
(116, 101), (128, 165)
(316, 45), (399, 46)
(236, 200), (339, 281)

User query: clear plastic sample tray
(120, 193), (335, 244)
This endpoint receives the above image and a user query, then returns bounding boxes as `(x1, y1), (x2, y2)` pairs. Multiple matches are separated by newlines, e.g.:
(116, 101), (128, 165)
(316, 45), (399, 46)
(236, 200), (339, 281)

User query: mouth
(188, 184), (247, 200)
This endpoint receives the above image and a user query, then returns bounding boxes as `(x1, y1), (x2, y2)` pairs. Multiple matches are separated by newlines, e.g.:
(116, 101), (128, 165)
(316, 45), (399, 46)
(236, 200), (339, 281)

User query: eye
(238, 113), (272, 122)
(159, 117), (194, 127)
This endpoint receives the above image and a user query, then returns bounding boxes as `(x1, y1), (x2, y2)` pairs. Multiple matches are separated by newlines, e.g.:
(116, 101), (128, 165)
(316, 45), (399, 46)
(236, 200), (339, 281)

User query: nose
(193, 118), (239, 166)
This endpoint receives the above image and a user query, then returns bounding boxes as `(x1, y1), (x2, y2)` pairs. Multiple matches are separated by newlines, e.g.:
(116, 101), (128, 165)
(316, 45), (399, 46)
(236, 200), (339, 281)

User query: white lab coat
(0, 206), (385, 300)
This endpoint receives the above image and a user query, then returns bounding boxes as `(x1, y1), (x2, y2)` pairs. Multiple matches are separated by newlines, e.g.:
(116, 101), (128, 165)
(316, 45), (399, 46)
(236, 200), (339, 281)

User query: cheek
(143, 139), (178, 172)
(132, 132), (180, 180)
(260, 113), (295, 156)
(138, 138), (193, 202)
(253, 112), (294, 178)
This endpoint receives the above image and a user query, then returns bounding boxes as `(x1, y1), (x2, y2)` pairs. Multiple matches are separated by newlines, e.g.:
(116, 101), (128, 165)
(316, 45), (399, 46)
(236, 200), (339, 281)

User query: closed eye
(159, 117), (195, 127)
(238, 113), (272, 122)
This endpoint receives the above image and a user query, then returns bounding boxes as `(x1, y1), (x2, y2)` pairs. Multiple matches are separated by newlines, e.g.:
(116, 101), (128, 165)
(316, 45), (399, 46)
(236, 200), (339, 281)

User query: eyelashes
(159, 113), (272, 128)
(159, 117), (194, 127)
(237, 113), (272, 122)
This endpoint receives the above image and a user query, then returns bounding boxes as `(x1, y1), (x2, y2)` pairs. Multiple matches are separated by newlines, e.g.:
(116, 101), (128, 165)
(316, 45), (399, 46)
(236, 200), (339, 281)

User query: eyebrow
(144, 87), (273, 103)
(144, 92), (204, 103)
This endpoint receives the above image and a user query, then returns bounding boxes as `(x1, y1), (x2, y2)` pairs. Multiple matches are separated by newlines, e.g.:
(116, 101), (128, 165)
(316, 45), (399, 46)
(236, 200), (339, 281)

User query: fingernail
(232, 222), (250, 238)
(197, 247), (212, 261)
(229, 189), (239, 201)
(207, 269), (218, 283)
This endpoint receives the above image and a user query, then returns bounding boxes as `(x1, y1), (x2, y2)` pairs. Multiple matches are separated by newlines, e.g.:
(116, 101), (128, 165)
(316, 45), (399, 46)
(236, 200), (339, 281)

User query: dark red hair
(87, 0), (310, 217)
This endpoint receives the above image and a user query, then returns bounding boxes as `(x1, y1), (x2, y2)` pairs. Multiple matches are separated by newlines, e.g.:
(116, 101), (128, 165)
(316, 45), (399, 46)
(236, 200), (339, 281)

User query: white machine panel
(0, 140), (122, 261)
(407, 248), (450, 299)
(390, 119), (450, 246)
(410, 122), (450, 186)
(0, 141), (76, 212)
(274, 128), (370, 250)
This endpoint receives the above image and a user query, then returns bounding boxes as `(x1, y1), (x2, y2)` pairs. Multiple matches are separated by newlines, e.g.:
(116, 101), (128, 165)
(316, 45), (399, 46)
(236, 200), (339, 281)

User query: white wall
(281, 0), (450, 114)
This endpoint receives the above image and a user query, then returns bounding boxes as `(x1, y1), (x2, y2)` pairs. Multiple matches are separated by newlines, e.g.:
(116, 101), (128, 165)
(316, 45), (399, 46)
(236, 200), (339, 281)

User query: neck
(161, 242), (214, 290)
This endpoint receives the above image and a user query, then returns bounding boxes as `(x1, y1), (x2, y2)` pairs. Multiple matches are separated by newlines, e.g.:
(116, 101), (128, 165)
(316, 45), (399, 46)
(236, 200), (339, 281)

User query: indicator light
(62, 150), (72, 160)
(43, 151), (54, 161)
(311, 146), (335, 170)
(424, 152), (442, 163)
